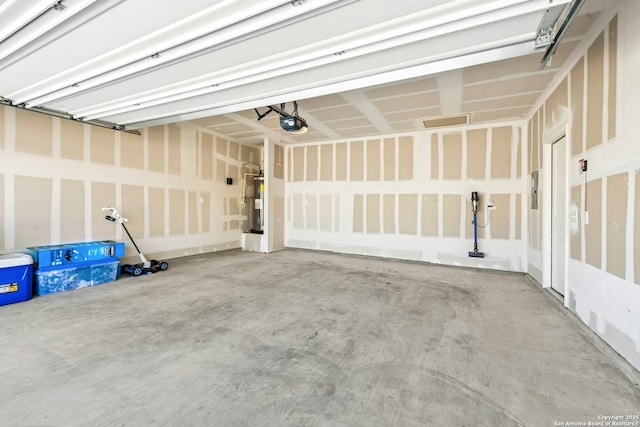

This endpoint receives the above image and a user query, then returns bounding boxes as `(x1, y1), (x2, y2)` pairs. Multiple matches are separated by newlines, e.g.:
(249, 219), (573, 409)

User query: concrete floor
(1, 249), (639, 426)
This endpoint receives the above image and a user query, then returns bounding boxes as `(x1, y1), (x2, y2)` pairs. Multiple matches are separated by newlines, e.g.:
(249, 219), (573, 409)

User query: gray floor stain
(1, 249), (638, 426)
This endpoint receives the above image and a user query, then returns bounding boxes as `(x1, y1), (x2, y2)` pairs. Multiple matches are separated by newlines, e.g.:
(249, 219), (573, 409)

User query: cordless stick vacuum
(468, 192), (485, 258)
(102, 207), (168, 276)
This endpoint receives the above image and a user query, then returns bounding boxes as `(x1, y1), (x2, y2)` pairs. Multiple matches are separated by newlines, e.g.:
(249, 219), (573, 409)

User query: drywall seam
(626, 170), (634, 281)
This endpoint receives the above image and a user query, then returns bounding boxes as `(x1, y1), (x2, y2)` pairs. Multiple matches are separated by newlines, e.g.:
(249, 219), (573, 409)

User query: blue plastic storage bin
(0, 253), (34, 306)
(34, 258), (120, 296)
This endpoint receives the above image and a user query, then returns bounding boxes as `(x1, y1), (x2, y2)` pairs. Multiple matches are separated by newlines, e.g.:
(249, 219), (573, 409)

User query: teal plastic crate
(34, 258), (120, 296)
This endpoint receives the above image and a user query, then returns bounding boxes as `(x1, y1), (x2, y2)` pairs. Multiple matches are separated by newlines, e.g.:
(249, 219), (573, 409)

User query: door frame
(542, 123), (570, 305)
(550, 135), (569, 297)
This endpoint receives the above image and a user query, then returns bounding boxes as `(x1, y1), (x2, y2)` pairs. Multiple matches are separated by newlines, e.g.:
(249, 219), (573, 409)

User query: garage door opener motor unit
(102, 207), (168, 276)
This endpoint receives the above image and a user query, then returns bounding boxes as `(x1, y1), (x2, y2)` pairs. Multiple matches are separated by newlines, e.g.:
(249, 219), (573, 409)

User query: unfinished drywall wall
(286, 123), (526, 271)
(0, 105), (255, 261)
(606, 172), (627, 279)
(252, 138), (285, 253)
(526, 3), (640, 370)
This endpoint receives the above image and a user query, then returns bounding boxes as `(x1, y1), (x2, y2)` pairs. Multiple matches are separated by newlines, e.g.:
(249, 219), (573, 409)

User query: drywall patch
(306, 194), (318, 231)
(121, 184), (144, 255)
(241, 144), (251, 163)
(586, 32), (605, 150)
(336, 142), (347, 181)
(466, 129), (486, 179)
(366, 194), (380, 233)
(443, 194), (461, 237)
(15, 108), (53, 157)
(531, 110), (539, 171)
(353, 194), (364, 233)
(383, 194), (395, 234)
(148, 187), (165, 238)
(319, 194), (333, 232)
(293, 194), (304, 230)
(367, 139), (380, 181)
(61, 119), (84, 160)
(217, 137), (228, 156)
(516, 128), (522, 178)
(570, 185), (582, 261)
(334, 194), (341, 233)
(60, 179), (85, 243)
(201, 133), (213, 180)
(489, 194), (510, 239)
(571, 58), (585, 156)
(606, 172), (627, 279)
(91, 181), (116, 241)
(530, 207), (540, 251)
(384, 138), (395, 181)
(515, 193), (522, 240)
(306, 145), (318, 181)
(168, 124), (181, 175)
(121, 131), (143, 169)
(90, 126), (115, 165)
(148, 126), (165, 173)
(585, 178), (602, 268)
(608, 15), (618, 140)
(229, 141), (239, 160)
(273, 144), (284, 180)
(398, 194), (418, 235)
(201, 192), (211, 233)
(350, 141), (364, 181)
(430, 134), (439, 180)
(320, 144), (333, 181)
(169, 189), (186, 236)
(421, 193), (438, 237)
(188, 191), (198, 234)
(398, 136), (414, 180)
(15, 176), (53, 247)
(216, 159), (227, 183)
(491, 127), (512, 179)
(545, 78), (568, 131)
(293, 147), (304, 182)
(228, 165), (239, 186)
(443, 133), (462, 180)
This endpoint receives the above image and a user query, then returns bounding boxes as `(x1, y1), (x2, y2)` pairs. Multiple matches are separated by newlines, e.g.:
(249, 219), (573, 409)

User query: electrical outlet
(488, 199), (496, 210)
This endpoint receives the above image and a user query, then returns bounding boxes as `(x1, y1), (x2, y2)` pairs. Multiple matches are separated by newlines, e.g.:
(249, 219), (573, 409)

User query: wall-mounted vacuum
(102, 207), (168, 276)
(468, 191), (485, 258)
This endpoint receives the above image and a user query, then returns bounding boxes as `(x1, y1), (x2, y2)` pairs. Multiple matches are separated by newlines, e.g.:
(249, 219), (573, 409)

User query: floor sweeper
(102, 207), (168, 276)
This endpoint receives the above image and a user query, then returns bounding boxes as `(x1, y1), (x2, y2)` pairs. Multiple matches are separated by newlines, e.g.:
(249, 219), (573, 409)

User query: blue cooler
(0, 253), (34, 306)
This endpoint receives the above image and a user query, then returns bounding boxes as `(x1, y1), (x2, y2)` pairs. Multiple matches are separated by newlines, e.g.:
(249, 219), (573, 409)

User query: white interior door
(551, 136), (567, 296)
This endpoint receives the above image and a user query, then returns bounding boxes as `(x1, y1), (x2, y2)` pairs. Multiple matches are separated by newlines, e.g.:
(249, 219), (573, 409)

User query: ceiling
(0, 0), (606, 145)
